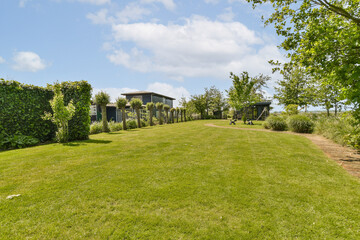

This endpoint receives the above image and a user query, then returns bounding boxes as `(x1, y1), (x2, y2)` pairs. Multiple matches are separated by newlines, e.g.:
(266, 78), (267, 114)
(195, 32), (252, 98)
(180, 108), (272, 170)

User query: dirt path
(205, 123), (360, 178)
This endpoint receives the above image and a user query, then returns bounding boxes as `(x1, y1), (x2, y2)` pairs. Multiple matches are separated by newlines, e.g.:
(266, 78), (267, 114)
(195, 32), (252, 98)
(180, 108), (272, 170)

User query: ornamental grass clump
(90, 122), (102, 134)
(109, 121), (122, 132)
(265, 115), (287, 131)
(288, 115), (314, 133)
(126, 120), (138, 129)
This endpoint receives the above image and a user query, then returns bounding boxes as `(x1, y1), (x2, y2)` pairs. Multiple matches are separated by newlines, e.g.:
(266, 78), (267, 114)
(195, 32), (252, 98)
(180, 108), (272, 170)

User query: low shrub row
(90, 119), (148, 134)
(0, 132), (40, 150)
(264, 115), (314, 133)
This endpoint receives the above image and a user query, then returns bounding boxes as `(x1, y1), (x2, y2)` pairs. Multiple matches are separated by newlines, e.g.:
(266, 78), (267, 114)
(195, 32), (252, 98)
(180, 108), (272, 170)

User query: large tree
(247, 0), (360, 120)
(274, 67), (316, 111)
(190, 94), (207, 119)
(226, 72), (269, 117)
(204, 86), (228, 118)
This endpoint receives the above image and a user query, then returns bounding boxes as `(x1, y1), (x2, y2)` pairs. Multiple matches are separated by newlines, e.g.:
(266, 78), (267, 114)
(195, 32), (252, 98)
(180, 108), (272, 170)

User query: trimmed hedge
(0, 79), (92, 142)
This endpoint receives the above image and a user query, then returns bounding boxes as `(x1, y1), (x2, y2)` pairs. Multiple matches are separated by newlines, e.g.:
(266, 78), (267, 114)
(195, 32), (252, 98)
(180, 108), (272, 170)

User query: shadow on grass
(62, 139), (112, 147)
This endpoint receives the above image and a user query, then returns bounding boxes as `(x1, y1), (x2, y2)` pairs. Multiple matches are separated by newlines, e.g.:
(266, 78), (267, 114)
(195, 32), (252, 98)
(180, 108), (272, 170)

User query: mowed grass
(213, 119), (264, 129)
(1, 120), (360, 239)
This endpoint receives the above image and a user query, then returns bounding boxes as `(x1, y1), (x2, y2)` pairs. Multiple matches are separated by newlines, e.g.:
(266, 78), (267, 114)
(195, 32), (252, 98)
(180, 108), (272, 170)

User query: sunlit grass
(1, 120), (359, 239)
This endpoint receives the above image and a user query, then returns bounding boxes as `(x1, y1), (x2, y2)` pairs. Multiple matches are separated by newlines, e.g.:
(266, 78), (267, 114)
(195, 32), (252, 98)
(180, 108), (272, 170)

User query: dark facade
(91, 91), (176, 122)
(236, 101), (271, 120)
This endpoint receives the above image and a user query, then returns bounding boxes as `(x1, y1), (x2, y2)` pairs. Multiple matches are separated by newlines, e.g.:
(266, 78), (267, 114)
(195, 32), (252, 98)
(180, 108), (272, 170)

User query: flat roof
(121, 91), (176, 100)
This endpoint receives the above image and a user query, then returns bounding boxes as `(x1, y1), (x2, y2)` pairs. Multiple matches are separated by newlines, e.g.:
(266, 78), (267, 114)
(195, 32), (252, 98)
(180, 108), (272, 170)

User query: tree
(130, 98), (143, 128)
(146, 102), (155, 126)
(176, 107), (180, 122)
(116, 97), (127, 130)
(316, 80), (343, 116)
(180, 108), (184, 122)
(190, 94), (207, 119)
(247, 0), (360, 121)
(274, 67), (316, 111)
(170, 108), (176, 123)
(164, 104), (170, 124)
(156, 102), (164, 125)
(94, 91), (110, 132)
(204, 86), (228, 118)
(226, 71), (268, 118)
(43, 86), (75, 143)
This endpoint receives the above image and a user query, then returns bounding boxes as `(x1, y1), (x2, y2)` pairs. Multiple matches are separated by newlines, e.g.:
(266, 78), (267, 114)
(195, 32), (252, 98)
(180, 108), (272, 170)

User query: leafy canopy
(116, 97), (127, 109)
(94, 91), (110, 106)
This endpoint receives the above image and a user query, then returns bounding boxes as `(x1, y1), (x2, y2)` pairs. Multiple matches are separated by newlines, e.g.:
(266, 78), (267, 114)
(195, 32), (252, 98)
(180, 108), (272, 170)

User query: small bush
(265, 115), (287, 131)
(0, 132), (39, 150)
(263, 121), (270, 129)
(90, 122), (102, 134)
(126, 120), (137, 129)
(141, 119), (148, 127)
(109, 121), (123, 132)
(288, 115), (314, 133)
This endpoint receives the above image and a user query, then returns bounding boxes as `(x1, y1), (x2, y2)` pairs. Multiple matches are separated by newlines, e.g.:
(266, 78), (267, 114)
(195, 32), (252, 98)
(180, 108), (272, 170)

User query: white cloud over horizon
(12, 51), (47, 72)
(106, 16), (284, 82)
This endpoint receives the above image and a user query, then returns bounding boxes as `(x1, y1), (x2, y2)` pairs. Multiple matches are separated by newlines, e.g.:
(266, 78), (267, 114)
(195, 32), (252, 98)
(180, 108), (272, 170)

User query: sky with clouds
(0, 0), (286, 108)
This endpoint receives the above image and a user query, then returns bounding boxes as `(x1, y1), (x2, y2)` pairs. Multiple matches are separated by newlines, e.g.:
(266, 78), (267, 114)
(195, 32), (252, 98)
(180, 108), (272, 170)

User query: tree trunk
(184, 110), (186, 122)
(176, 113), (179, 122)
(101, 105), (109, 132)
(165, 111), (169, 124)
(122, 108), (127, 130)
(335, 100), (338, 116)
(150, 109), (153, 126)
(136, 109), (141, 128)
(326, 107), (330, 117)
(159, 110), (163, 125)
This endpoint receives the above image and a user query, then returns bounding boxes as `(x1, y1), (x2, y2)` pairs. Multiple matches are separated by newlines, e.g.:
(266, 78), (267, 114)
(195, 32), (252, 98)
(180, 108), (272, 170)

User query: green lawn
(1, 120), (360, 239)
(211, 119), (264, 129)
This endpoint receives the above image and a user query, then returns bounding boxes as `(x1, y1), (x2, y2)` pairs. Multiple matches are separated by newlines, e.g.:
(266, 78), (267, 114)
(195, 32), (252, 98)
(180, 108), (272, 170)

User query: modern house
(90, 91), (176, 122)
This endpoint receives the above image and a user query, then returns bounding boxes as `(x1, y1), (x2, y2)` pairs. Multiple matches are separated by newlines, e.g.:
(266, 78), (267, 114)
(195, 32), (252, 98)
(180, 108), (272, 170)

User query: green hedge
(0, 79), (92, 142)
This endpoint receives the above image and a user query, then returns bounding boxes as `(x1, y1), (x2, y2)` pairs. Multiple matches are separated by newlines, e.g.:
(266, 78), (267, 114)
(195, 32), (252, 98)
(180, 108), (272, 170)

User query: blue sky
(0, 0), (286, 107)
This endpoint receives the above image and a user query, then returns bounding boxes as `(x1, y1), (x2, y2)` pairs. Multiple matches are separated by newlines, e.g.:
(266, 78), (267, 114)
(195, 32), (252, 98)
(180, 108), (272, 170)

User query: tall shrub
(146, 102), (155, 126)
(156, 102), (164, 125)
(94, 91), (110, 132)
(43, 86), (76, 143)
(164, 104), (170, 124)
(288, 115), (314, 133)
(116, 97), (127, 130)
(130, 98), (143, 128)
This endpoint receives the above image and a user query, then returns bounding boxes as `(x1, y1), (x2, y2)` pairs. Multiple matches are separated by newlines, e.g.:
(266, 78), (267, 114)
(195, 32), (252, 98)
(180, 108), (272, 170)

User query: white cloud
(19, 0), (30, 7)
(140, 0), (176, 10)
(217, 7), (235, 22)
(77, 0), (110, 5)
(87, 3), (151, 25)
(92, 87), (139, 102)
(107, 16), (284, 81)
(146, 82), (190, 106)
(0, 56), (5, 64)
(204, 0), (219, 4)
(12, 51), (47, 72)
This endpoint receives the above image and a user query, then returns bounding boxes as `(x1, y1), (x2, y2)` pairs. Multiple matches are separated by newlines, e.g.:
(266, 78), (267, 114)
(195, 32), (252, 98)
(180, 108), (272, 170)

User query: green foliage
(287, 115), (314, 133)
(141, 119), (148, 127)
(130, 98), (143, 128)
(94, 91), (110, 133)
(315, 113), (360, 149)
(115, 97), (127, 109)
(109, 121), (123, 132)
(0, 79), (91, 143)
(248, 0), (360, 122)
(227, 72), (269, 111)
(189, 94), (207, 119)
(284, 104), (299, 115)
(43, 86), (76, 143)
(242, 114), (247, 124)
(265, 115), (287, 131)
(94, 91), (110, 106)
(0, 132), (39, 150)
(126, 120), (138, 129)
(90, 122), (103, 135)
